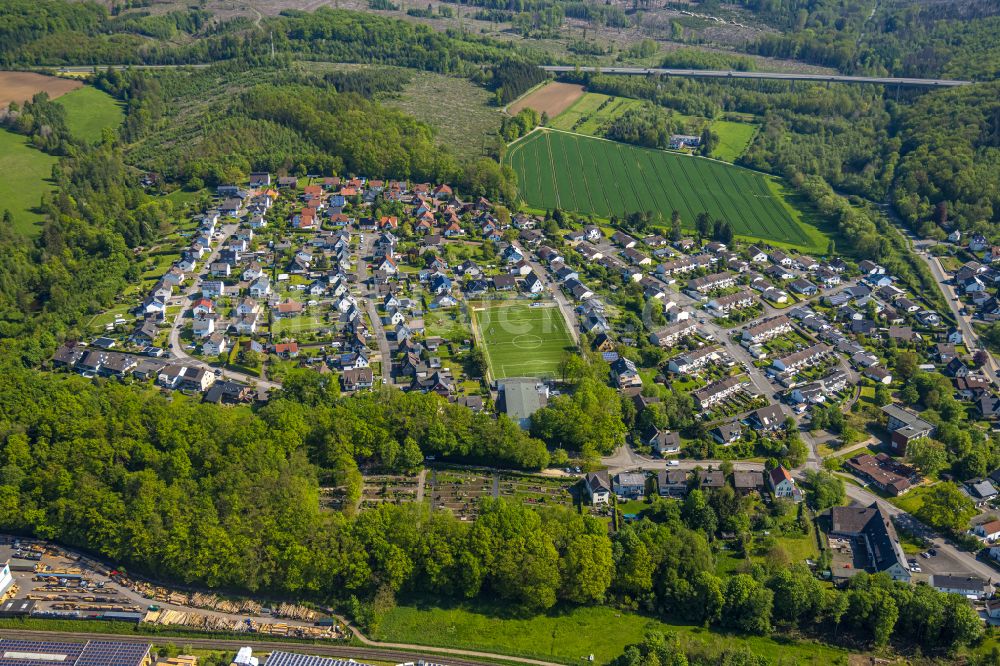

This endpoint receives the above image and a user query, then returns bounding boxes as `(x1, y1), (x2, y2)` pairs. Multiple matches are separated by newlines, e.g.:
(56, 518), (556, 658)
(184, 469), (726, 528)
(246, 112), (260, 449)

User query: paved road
(355, 232), (392, 380)
(540, 66), (973, 88)
(0, 629), (564, 666)
(913, 243), (999, 381)
(842, 482), (999, 583)
(514, 240), (580, 344)
(165, 223), (280, 391)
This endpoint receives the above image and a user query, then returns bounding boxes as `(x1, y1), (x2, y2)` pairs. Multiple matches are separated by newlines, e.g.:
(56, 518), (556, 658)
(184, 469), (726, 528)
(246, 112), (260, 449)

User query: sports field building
(0, 640), (152, 666)
(497, 377), (548, 429)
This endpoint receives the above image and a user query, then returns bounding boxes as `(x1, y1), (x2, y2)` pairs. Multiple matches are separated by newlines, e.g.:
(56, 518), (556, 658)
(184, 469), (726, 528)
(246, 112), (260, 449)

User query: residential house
(342, 367), (375, 391)
(829, 504), (911, 582)
(768, 466), (802, 502)
(748, 404), (785, 432)
(742, 316), (792, 344)
(844, 453), (917, 496)
(657, 469), (689, 497)
(882, 404), (935, 455)
(931, 575), (989, 600)
(692, 375), (747, 410)
(711, 422), (743, 445)
(648, 429), (680, 456)
(584, 471), (612, 505)
(613, 472), (646, 500)
(611, 357), (642, 388)
(649, 320), (698, 347)
(203, 333), (228, 357)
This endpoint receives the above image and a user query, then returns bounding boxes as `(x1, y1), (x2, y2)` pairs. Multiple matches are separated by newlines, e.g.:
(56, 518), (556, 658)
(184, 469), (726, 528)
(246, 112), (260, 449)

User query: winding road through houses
(166, 221), (281, 392)
(540, 66), (973, 88)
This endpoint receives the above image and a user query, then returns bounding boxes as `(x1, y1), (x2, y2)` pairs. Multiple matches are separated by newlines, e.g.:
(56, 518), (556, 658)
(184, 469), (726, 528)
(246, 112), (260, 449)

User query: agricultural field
(0, 71), (81, 108)
(548, 92), (644, 135)
(508, 81), (584, 118)
(428, 469), (494, 520)
(55, 86), (124, 143)
(470, 301), (574, 380)
(427, 468), (577, 520)
(0, 128), (58, 236)
(505, 129), (825, 253)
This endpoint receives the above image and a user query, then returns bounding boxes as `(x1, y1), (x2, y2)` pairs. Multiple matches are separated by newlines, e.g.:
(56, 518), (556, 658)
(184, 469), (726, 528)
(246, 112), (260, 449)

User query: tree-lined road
(540, 66), (973, 88)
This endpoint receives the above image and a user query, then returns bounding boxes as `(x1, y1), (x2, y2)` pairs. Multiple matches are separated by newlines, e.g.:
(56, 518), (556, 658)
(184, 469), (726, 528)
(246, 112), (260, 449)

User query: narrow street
(166, 222), (280, 391)
(355, 232), (392, 380)
(917, 243), (998, 381)
(513, 240), (580, 344)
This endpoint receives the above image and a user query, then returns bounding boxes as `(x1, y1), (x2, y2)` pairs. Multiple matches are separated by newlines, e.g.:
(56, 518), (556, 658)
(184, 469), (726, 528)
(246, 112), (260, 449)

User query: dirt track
(0, 71), (82, 109)
(508, 81), (583, 118)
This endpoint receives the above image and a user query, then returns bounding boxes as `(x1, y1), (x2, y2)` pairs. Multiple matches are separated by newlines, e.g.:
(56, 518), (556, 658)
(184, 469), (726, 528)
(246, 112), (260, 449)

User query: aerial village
(43, 171), (1000, 622)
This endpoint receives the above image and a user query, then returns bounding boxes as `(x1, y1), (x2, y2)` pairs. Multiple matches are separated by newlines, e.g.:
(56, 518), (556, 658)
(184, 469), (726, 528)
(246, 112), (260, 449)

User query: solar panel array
(0, 640), (85, 666)
(0, 640), (150, 666)
(265, 653), (373, 666)
(76, 641), (150, 666)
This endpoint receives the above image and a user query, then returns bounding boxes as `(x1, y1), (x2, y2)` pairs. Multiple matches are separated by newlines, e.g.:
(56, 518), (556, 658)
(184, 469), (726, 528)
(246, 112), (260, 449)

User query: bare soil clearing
(0, 72), (82, 108)
(508, 81), (584, 118)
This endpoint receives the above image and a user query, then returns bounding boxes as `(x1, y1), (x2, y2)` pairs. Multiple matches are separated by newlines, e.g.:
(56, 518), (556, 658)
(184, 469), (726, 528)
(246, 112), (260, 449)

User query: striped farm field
(506, 128), (825, 253)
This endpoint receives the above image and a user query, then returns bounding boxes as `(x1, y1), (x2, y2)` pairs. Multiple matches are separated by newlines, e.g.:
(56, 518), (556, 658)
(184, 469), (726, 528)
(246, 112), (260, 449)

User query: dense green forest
(892, 82), (1000, 237)
(742, 0), (1000, 79)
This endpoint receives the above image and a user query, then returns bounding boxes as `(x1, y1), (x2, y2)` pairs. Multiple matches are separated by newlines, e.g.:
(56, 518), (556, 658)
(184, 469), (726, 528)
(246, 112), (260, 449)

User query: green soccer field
(471, 302), (574, 379)
(505, 129), (826, 253)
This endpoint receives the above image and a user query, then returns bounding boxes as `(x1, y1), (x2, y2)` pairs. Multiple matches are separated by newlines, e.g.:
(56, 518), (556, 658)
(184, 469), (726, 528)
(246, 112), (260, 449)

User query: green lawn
(709, 119), (757, 162)
(470, 301), (573, 379)
(55, 85), (124, 143)
(374, 602), (848, 665)
(0, 127), (58, 236)
(505, 129), (826, 253)
(889, 484), (936, 515)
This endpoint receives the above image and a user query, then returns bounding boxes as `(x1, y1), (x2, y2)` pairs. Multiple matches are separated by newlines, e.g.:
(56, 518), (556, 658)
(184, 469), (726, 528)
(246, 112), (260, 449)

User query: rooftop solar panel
(0, 640), (150, 666)
(265, 652), (373, 666)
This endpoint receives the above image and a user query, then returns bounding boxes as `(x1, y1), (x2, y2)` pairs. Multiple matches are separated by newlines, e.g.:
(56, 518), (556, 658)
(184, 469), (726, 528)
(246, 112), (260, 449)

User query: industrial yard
(0, 536), (343, 639)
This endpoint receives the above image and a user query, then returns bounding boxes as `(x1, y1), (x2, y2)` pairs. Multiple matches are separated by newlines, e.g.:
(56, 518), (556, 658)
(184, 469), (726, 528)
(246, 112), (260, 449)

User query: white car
(666, 460), (680, 467)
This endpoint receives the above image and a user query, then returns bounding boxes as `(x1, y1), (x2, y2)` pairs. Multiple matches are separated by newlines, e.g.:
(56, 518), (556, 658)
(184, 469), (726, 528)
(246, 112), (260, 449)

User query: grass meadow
(471, 301), (573, 379)
(55, 85), (124, 143)
(709, 119), (757, 162)
(0, 127), (57, 236)
(374, 602), (848, 665)
(505, 129), (825, 253)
